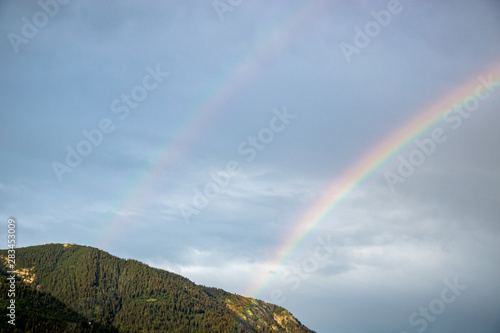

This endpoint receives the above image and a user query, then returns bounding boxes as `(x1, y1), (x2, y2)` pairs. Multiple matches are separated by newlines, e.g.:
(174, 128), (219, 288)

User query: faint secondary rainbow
(96, 1), (322, 248)
(245, 63), (500, 298)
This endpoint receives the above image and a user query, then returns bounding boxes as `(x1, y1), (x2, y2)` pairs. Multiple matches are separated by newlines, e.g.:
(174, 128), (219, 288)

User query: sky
(1, 0), (500, 332)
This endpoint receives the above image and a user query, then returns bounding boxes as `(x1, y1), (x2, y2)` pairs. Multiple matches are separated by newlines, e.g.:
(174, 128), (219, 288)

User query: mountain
(0, 244), (314, 333)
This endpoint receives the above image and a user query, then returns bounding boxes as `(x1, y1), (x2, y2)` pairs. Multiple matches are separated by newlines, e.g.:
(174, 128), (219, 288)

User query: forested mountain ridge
(0, 244), (314, 332)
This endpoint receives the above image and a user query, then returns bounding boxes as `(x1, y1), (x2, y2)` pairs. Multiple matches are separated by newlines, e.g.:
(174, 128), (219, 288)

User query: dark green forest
(0, 244), (314, 332)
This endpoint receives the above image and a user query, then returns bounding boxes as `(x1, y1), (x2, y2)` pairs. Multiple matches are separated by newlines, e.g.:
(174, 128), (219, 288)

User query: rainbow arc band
(244, 63), (500, 299)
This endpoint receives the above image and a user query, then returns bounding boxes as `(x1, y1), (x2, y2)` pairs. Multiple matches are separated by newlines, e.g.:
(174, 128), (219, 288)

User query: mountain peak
(0, 243), (315, 332)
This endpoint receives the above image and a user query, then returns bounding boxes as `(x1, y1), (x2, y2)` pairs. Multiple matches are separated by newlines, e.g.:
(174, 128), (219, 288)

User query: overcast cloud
(1, 0), (500, 332)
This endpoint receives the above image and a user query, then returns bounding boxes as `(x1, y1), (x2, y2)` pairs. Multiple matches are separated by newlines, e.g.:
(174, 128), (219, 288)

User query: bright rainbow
(244, 63), (500, 298)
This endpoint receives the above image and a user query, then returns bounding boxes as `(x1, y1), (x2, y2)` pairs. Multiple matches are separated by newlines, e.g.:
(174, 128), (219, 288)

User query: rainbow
(244, 63), (500, 298)
(96, 1), (320, 248)
(89, 1), (500, 308)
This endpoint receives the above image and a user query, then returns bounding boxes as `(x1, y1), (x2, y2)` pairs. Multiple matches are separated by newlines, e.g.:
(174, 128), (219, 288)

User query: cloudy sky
(1, 0), (500, 332)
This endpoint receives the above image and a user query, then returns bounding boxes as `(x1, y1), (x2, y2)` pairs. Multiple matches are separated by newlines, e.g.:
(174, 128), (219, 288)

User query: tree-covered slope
(0, 270), (117, 333)
(0, 244), (314, 333)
